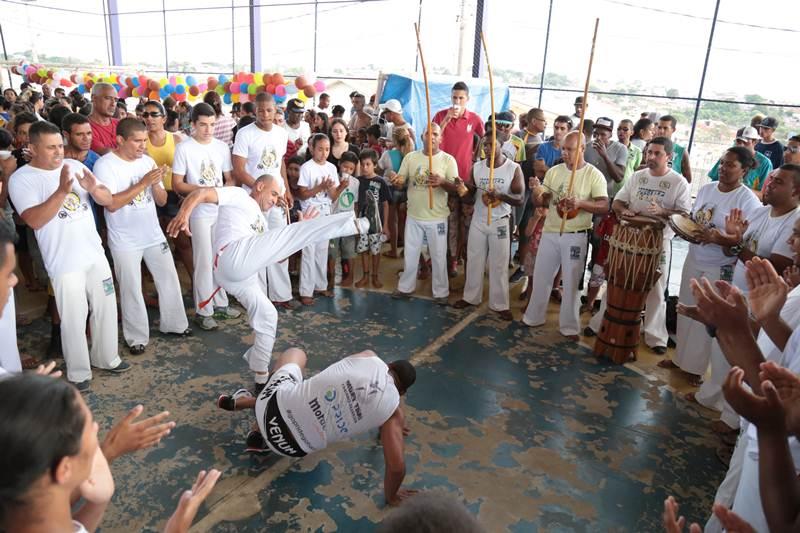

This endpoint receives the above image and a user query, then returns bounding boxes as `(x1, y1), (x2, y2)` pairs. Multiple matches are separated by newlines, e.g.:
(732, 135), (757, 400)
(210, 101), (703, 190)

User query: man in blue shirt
(62, 113), (100, 171)
(708, 126), (773, 194)
(534, 115), (572, 178)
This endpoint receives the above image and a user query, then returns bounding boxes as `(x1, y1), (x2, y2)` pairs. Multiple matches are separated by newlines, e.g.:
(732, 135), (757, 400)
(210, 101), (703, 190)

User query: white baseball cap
(736, 126), (760, 141)
(381, 99), (403, 114)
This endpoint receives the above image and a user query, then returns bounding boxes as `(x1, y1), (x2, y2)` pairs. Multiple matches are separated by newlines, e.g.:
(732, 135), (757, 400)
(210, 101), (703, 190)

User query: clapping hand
(58, 164), (74, 195)
(77, 168), (101, 194)
(760, 361), (800, 437)
(34, 360), (62, 378)
(688, 277), (750, 333)
(663, 496), (701, 533)
(663, 496), (755, 533)
(144, 166), (164, 186)
(79, 448), (115, 504)
(164, 469), (222, 533)
(722, 366), (784, 431)
(298, 206), (320, 221)
(101, 405), (175, 463)
(724, 208), (749, 241)
(783, 265), (800, 288)
(745, 257), (789, 324)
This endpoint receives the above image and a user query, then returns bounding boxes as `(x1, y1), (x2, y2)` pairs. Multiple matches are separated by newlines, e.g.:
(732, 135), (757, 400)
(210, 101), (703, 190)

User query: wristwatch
(729, 242), (744, 256)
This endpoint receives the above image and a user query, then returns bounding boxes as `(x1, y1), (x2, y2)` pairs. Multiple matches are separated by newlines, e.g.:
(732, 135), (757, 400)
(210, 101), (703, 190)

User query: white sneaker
(214, 306), (242, 319)
(195, 315), (219, 330)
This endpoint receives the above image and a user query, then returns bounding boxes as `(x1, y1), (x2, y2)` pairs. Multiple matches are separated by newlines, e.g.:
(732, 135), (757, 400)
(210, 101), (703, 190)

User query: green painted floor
(17, 288), (724, 532)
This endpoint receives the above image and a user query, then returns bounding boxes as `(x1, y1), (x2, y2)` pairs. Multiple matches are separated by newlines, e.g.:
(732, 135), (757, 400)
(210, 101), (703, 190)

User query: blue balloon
(286, 84), (298, 95)
(160, 88), (168, 99)
(239, 82), (248, 93)
(113, 83), (121, 91)
(219, 74), (228, 83)
(165, 85), (175, 94)
(186, 75), (196, 86)
(274, 93), (286, 104)
(176, 85), (185, 94)
(131, 77), (140, 87)
(77, 84), (86, 94)
(223, 93), (232, 105)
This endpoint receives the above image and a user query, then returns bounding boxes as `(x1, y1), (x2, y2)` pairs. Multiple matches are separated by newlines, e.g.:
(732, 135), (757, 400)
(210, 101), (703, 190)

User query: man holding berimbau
(521, 131), (608, 340)
(584, 137), (691, 353)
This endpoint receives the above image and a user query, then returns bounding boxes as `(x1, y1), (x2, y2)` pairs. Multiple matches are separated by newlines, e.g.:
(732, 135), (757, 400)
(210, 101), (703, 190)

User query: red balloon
(303, 85), (316, 98)
(139, 75), (148, 88)
(273, 73), (285, 86)
(207, 78), (218, 90)
(294, 76), (307, 89)
(266, 83), (275, 94)
(60, 78), (71, 87)
(223, 81), (232, 93)
(148, 79), (159, 92)
(189, 85), (199, 96)
(70, 74), (79, 83)
(85, 80), (94, 89)
(246, 73), (254, 84)
(262, 73), (272, 85)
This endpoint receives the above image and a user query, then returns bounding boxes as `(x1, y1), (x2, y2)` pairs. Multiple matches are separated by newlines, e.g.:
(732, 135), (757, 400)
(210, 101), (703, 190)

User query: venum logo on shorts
(308, 397), (327, 430)
(268, 416), (299, 456)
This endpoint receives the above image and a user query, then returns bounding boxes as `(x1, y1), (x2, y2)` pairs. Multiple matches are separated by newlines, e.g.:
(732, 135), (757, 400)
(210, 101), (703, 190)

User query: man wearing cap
(656, 115), (693, 182)
(381, 99), (415, 149)
(570, 97), (584, 128)
(583, 117), (627, 197)
(708, 126), (773, 192)
(348, 93), (372, 136)
(485, 111), (525, 163)
(284, 98), (311, 159)
(756, 117), (784, 170)
(216, 347), (419, 506)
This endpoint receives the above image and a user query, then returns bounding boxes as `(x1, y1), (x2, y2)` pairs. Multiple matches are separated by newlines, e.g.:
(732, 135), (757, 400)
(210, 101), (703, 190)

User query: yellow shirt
(146, 132), (176, 191)
(541, 163), (607, 233)
(398, 150), (459, 221)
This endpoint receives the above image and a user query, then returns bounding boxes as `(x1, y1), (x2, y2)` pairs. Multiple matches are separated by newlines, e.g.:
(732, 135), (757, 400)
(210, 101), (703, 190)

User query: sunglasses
(785, 146), (800, 154)
(142, 112), (163, 118)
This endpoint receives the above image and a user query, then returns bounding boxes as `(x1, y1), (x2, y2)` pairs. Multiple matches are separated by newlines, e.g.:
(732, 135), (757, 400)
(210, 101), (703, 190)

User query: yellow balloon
(231, 93), (240, 103)
(176, 76), (185, 85)
(159, 77), (168, 87)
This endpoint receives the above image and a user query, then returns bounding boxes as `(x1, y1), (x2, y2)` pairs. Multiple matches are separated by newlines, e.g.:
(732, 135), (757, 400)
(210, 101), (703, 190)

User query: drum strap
(607, 302), (647, 317)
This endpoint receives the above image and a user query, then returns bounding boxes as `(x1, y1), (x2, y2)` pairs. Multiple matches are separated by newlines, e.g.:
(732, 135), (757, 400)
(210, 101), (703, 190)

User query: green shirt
(616, 143), (642, 196)
(398, 150), (459, 221)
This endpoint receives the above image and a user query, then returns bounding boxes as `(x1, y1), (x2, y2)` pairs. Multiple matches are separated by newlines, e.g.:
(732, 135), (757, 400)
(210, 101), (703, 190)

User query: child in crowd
(356, 127), (368, 149)
(296, 133), (345, 305)
(286, 155), (305, 276)
(355, 149), (391, 288)
(365, 124), (384, 156)
(328, 151), (360, 287)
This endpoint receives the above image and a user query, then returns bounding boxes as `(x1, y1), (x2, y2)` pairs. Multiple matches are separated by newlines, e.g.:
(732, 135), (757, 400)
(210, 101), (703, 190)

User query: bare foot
(300, 297), (315, 306)
(355, 276), (369, 288)
(340, 275), (353, 287)
(372, 275), (383, 289)
(657, 359), (679, 369)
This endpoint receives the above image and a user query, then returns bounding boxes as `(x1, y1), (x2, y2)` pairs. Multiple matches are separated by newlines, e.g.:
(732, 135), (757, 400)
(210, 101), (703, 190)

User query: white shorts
(254, 364), (307, 457)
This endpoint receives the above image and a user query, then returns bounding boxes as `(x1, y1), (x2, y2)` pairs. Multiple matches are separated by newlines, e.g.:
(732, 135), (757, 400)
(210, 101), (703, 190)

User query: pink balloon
(313, 80), (325, 92)
(230, 83), (240, 94)
(239, 93), (249, 103)
(168, 75), (176, 85)
(198, 83), (207, 92)
(275, 84), (286, 97)
(118, 87), (128, 99)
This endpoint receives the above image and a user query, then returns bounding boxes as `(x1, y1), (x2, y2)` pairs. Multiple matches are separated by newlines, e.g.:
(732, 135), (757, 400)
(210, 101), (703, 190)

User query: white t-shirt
(732, 206), (798, 291)
(93, 153), (166, 252)
(688, 182), (761, 268)
(297, 159), (339, 214)
(472, 158), (519, 221)
(231, 123), (288, 194)
(614, 168), (692, 240)
(172, 137), (232, 220)
(284, 121), (311, 158)
(8, 159), (104, 277)
(276, 354), (400, 453)
(333, 174), (359, 214)
(213, 186), (266, 253)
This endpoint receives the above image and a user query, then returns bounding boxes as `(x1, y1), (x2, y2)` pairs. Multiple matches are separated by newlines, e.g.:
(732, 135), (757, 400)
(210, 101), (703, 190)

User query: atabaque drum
(594, 215), (664, 364)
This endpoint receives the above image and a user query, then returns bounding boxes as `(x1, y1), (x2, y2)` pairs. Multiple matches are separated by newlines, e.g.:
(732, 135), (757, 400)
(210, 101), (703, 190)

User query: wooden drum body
(593, 216), (664, 364)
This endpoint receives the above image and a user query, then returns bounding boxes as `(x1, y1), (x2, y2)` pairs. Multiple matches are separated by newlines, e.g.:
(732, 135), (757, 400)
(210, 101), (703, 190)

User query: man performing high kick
(167, 175), (369, 393)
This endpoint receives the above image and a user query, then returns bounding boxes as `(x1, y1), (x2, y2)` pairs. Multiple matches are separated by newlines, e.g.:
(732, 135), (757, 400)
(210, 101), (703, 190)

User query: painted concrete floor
(16, 280), (725, 532)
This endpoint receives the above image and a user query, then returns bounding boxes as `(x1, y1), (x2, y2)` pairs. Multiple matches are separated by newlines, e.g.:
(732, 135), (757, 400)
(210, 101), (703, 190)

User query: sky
(1, 0), (798, 104)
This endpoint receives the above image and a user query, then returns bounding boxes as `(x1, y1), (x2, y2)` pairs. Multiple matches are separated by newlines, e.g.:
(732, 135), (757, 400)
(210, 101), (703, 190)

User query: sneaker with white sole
(217, 388), (253, 411)
(195, 315), (219, 331)
(245, 430), (270, 453)
(214, 306), (242, 320)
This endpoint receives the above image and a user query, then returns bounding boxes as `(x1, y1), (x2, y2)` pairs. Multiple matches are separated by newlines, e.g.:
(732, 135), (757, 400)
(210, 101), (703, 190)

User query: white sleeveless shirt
(472, 157), (518, 221)
(277, 355), (400, 453)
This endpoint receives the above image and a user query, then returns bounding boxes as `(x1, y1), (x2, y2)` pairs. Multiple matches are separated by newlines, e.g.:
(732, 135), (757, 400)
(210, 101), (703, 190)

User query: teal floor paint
(16, 288), (724, 531)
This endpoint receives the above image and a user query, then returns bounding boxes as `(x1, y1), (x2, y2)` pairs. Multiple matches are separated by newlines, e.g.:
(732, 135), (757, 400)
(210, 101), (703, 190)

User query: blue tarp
(378, 73), (510, 147)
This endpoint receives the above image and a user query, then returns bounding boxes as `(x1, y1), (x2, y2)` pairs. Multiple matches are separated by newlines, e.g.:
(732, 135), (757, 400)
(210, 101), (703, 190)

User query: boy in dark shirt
(355, 149), (391, 288)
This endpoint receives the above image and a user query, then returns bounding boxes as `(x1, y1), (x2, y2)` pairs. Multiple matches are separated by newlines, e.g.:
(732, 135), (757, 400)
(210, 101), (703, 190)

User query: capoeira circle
(167, 175), (369, 391)
(217, 347), (419, 506)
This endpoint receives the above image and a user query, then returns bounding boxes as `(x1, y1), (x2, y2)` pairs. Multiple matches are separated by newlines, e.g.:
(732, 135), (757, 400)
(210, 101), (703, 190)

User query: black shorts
(157, 190), (181, 218)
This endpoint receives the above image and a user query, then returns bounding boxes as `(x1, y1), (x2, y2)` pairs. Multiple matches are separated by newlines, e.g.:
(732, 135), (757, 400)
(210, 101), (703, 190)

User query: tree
(666, 88), (680, 98)
(744, 94), (766, 104)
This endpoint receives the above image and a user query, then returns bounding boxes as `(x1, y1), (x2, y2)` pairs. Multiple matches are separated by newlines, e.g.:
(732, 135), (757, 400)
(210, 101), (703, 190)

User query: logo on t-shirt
(199, 160), (218, 186)
(250, 217), (265, 235)
(693, 204), (716, 228)
(338, 189), (355, 210)
(57, 192), (89, 219)
(257, 146), (277, 171)
(129, 187), (152, 208)
(412, 165), (430, 189)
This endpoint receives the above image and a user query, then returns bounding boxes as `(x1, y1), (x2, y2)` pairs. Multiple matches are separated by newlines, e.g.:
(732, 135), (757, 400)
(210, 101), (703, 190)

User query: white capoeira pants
(51, 258), (120, 383)
(674, 253), (733, 375)
(112, 242), (189, 346)
(588, 238), (672, 348)
(299, 238), (328, 298)
(704, 430), (747, 533)
(522, 231), (588, 336)
(266, 207), (293, 302)
(462, 216), (510, 311)
(695, 342), (740, 428)
(190, 217), (229, 317)
(216, 211), (367, 373)
(730, 448), (771, 533)
(0, 290), (21, 373)
(398, 216), (449, 298)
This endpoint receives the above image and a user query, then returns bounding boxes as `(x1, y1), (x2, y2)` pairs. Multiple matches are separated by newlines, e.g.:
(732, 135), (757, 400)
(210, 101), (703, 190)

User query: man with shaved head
(389, 123), (460, 303)
(168, 174), (370, 394)
(88, 82), (119, 155)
